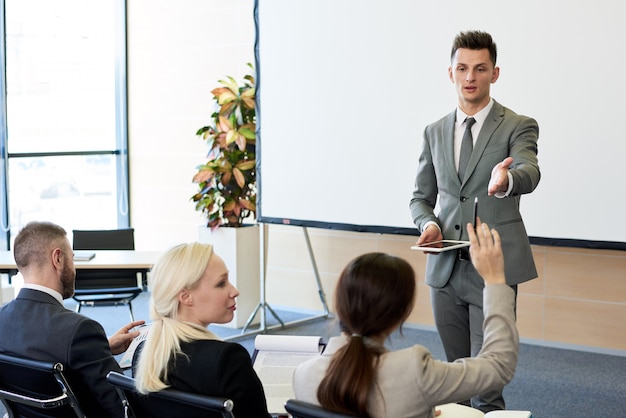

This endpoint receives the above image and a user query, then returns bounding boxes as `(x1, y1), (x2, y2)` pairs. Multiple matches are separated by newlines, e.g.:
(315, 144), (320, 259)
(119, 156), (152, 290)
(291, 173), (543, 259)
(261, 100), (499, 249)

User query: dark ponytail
(316, 253), (416, 417)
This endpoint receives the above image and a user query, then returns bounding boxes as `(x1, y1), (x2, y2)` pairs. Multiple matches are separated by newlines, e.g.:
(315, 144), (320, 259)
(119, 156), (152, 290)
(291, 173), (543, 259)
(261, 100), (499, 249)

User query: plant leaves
(219, 101), (236, 117)
(225, 130), (238, 146)
(221, 170), (232, 186)
(218, 115), (233, 133)
(196, 126), (211, 136)
(242, 97), (256, 109)
(239, 199), (256, 212)
(235, 133), (246, 151)
(222, 199), (236, 212)
(233, 167), (245, 188)
(212, 87), (236, 105)
(239, 127), (256, 140)
(219, 76), (239, 95)
(215, 132), (228, 149)
(236, 160), (256, 171)
(192, 64), (257, 228)
(192, 170), (215, 184)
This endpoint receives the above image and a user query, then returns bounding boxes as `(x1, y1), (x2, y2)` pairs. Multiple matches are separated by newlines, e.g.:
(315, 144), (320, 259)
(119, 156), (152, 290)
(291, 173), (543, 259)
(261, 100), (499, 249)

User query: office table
(0, 250), (161, 288)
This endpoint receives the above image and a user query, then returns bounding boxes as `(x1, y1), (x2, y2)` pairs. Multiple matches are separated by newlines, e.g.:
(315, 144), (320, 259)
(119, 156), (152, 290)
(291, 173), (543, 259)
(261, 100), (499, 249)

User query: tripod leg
(242, 302), (263, 333)
(265, 303), (285, 327)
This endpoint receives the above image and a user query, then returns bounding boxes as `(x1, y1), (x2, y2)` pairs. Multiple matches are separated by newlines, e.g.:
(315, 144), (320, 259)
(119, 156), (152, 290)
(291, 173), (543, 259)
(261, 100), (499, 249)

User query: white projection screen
(254, 0), (626, 250)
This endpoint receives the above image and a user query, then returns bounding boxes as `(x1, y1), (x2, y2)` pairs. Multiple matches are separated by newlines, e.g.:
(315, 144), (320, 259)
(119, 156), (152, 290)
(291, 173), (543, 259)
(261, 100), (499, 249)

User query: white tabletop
(0, 250), (161, 271)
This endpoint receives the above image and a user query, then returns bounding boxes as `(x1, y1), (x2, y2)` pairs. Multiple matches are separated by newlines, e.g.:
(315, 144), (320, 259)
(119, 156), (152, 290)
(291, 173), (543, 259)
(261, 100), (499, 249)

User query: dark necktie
(458, 117), (476, 180)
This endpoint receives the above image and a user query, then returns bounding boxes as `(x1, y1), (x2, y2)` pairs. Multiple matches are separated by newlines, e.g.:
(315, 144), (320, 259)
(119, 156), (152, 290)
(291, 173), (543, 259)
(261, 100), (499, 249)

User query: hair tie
(351, 333), (362, 338)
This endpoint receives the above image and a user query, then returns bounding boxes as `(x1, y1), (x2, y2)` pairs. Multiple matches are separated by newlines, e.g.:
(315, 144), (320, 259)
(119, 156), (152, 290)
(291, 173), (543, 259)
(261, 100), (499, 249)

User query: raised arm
(418, 221), (519, 407)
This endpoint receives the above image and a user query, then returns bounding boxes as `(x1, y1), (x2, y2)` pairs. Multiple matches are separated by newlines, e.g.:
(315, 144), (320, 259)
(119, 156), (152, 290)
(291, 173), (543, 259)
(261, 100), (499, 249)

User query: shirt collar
(456, 97), (494, 126)
(22, 283), (64, 306)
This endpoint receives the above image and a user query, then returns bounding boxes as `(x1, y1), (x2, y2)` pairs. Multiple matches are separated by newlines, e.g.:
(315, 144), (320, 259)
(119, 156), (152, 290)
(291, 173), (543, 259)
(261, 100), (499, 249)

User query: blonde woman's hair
(135, 242), (220, 393)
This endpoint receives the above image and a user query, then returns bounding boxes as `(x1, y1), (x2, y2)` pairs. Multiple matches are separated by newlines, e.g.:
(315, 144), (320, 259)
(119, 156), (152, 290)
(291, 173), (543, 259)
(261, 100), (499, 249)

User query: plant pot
(198, 224), (260, 328)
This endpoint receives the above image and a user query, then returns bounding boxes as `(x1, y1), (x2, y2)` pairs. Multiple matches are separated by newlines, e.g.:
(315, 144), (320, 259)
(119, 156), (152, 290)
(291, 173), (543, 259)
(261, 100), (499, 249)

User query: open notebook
(252, 334), (325, 415)
(437, 403), (532, 417)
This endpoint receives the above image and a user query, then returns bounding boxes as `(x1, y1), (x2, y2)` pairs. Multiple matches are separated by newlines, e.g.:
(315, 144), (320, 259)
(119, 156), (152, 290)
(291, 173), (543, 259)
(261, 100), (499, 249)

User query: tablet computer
(411, 240), (470, 252)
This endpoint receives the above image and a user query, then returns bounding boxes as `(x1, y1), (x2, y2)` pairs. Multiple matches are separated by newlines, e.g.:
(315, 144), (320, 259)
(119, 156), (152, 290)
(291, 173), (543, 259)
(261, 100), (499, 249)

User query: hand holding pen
(472, 197), (478, 230)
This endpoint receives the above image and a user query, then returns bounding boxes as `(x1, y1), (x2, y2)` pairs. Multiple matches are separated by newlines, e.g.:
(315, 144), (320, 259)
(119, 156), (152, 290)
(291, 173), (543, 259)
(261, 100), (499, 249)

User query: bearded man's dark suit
(0, 288), (125, 417)
(410, 99), (540, 410)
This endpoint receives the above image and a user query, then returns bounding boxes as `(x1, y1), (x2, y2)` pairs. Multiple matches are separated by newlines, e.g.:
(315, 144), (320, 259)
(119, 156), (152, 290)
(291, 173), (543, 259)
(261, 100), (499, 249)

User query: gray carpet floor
(2, 291), (625, 417)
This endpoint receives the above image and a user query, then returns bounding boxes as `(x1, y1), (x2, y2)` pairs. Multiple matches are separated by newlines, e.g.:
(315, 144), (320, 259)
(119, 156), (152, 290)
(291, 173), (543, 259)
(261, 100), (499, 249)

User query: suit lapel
(442, 111), (460, 185)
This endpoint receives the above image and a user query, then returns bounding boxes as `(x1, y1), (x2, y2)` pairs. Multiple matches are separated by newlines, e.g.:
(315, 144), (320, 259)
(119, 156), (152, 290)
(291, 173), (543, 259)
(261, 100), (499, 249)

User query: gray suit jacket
(410, 100), (540, 287)
(0, 288), (124, 417)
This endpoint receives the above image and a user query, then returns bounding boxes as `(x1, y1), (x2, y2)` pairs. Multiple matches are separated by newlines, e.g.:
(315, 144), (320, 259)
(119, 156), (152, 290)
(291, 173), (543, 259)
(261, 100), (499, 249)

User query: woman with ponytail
(134, 242), (270, 418)
(293, 221), (519, 417)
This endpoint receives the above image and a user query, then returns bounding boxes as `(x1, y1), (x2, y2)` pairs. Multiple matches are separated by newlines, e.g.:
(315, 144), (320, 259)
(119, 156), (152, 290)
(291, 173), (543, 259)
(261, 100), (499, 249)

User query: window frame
(0, 0), (130, 250)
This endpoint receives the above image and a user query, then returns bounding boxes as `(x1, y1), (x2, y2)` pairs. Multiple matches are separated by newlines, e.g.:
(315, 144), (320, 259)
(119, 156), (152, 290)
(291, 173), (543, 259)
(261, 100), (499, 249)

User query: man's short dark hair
(13, 221), (67, 269)
(451, 30), (497, 66)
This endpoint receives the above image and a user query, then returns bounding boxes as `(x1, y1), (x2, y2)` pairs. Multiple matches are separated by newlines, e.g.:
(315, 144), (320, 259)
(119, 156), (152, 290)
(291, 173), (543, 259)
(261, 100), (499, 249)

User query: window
(0, 0), (128, 249)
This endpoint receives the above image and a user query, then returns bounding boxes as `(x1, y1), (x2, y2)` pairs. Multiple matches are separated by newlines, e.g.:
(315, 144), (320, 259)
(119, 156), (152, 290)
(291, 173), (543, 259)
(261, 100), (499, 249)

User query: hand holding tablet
(411, 240), (470, 253)
(411, 197), (477, 253)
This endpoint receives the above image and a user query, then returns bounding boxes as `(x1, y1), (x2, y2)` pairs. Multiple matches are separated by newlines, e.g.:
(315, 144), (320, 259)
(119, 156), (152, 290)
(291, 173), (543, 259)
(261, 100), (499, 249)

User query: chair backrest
(71, 229), (139, 291)
(106, 371), (235, 418)
(72, 228), (135, 251)
(285, 399), (358, 418)
(0, 353), (85, 418)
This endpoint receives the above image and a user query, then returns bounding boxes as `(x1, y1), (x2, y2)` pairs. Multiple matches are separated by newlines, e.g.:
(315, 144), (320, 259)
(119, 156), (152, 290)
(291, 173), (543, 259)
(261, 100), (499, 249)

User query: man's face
(448, 48), (499, 111)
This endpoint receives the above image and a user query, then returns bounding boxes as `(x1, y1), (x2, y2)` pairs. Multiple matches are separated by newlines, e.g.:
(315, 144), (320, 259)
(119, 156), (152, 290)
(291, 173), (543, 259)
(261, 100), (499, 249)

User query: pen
(473, 197), (478, 229)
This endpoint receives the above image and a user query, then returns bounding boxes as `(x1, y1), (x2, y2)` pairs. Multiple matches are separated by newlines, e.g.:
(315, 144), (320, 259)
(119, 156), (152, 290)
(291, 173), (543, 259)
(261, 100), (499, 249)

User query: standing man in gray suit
(409, 30), (540, 413)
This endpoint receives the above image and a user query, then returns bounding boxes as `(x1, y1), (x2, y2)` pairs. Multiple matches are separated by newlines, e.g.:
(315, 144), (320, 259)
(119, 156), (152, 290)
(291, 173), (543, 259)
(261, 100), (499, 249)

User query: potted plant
(192, 63), (256, 230)
(192, 64), (260, 328)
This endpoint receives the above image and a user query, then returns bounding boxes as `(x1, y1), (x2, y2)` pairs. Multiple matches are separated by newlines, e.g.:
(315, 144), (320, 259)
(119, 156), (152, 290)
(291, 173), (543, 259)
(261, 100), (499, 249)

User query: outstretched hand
(488, 156), (513, 196)
(108, 320), (145, 355)
(467, 219), (505, 285)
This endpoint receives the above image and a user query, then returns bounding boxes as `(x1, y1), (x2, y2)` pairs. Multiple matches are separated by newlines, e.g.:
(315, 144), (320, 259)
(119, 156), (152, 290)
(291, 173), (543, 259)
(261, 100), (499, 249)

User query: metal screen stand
(227, 224), (330, 341)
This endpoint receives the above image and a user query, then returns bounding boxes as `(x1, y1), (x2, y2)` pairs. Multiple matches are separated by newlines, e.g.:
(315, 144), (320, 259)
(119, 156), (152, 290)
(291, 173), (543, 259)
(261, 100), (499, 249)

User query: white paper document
(252, 334), (324, 414)
(437, 403), (532, 418)
(485, 412), (532, 418)
(118, 324), (150, 369)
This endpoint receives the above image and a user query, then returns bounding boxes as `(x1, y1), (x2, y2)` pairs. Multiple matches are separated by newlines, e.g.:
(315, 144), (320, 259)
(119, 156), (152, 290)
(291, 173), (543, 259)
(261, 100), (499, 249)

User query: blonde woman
(134, 242), (270, 418)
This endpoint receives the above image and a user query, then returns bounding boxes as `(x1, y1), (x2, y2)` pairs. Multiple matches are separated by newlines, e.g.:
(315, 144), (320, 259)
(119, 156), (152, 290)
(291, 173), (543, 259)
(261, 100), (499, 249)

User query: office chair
(284, 399), (358, 418)
(0, 353), (85, 418)
(71, 228), (142, 322)
(106, 371), (235, 418)
(285, 399), (529, 418)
